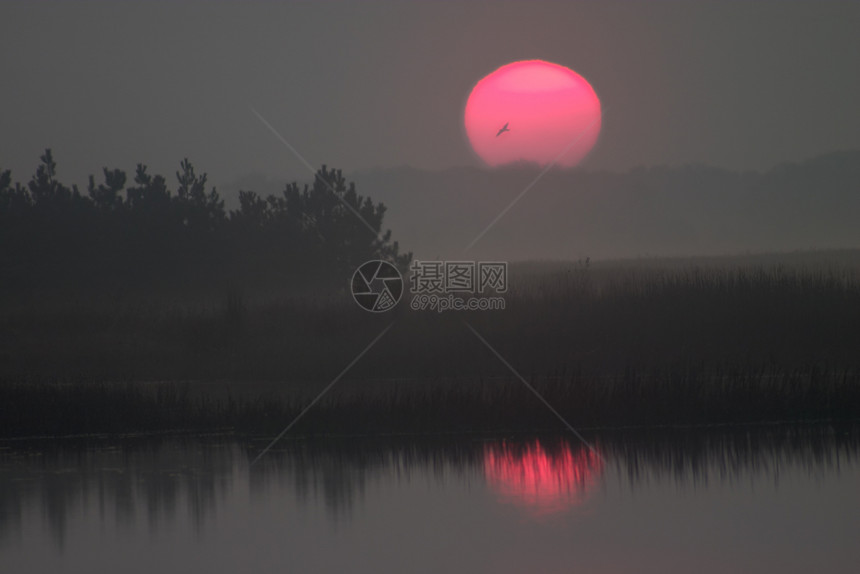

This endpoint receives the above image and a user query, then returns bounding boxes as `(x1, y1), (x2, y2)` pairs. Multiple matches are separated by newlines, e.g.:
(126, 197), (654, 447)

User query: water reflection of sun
(483, 440), (603, 516)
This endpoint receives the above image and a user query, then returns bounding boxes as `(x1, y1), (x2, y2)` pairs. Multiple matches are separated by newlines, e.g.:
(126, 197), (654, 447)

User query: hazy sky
(2, 1), (859, 190)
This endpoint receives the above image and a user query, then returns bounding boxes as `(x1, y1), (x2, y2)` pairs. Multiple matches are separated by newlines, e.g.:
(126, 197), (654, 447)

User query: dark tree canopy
(0, 150), (411, 295)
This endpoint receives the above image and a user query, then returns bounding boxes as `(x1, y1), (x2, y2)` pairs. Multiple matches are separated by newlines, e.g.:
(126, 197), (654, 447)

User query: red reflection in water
(483, 440), (603, 516)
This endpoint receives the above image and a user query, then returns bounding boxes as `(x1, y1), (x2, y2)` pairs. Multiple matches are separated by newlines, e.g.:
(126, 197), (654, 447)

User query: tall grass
(2, 367), (858, 438)
(2, 254), (860, 436)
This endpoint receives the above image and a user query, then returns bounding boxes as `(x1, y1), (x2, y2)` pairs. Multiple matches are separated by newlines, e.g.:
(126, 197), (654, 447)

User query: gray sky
(2, 1), (859, 190)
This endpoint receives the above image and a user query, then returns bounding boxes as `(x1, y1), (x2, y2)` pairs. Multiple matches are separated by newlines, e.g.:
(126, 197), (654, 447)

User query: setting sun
(464, 60), (602, 168)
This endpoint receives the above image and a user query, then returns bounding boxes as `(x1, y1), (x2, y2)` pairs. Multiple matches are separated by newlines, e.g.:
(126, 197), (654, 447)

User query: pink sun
(464, 60), (602, 167)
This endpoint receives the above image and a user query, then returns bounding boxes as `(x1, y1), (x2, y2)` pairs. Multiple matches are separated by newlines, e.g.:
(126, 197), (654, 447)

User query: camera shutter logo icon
(351, 260), (403, 312)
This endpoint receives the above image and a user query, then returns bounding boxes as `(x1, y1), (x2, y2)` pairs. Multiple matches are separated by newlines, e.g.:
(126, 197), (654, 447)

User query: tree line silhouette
(0, 150), (411, 294)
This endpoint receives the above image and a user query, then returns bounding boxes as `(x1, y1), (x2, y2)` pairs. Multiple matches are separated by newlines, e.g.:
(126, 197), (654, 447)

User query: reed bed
(2, 256), (860, 437)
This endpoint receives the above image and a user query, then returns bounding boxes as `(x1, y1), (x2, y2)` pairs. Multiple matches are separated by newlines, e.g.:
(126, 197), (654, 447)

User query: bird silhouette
(495, 122), (510, 137)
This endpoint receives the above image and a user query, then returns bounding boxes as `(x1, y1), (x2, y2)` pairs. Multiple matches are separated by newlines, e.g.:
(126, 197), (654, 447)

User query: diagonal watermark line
(250, 321), (395, 466)
(463, 320), (601, 459)
(250, 105), (383, 241)
(464, 110), (605, 253)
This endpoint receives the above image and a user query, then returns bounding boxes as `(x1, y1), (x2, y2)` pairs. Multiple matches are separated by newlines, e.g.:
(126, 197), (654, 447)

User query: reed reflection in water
(0, 426), (858, 574)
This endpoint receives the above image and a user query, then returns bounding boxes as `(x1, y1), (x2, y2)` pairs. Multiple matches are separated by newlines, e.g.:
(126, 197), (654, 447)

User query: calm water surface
(1, 429), (858, 573)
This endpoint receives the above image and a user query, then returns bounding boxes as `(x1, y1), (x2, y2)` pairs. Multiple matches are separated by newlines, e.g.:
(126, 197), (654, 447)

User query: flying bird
(495, 122), (510, 137)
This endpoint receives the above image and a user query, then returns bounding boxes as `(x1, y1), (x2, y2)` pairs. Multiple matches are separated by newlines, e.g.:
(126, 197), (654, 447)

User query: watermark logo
(352, 260), (507, 312)
(409, 260), (508, 294)
(351, 260), (404, 312)
(409, 260), (507, 312)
